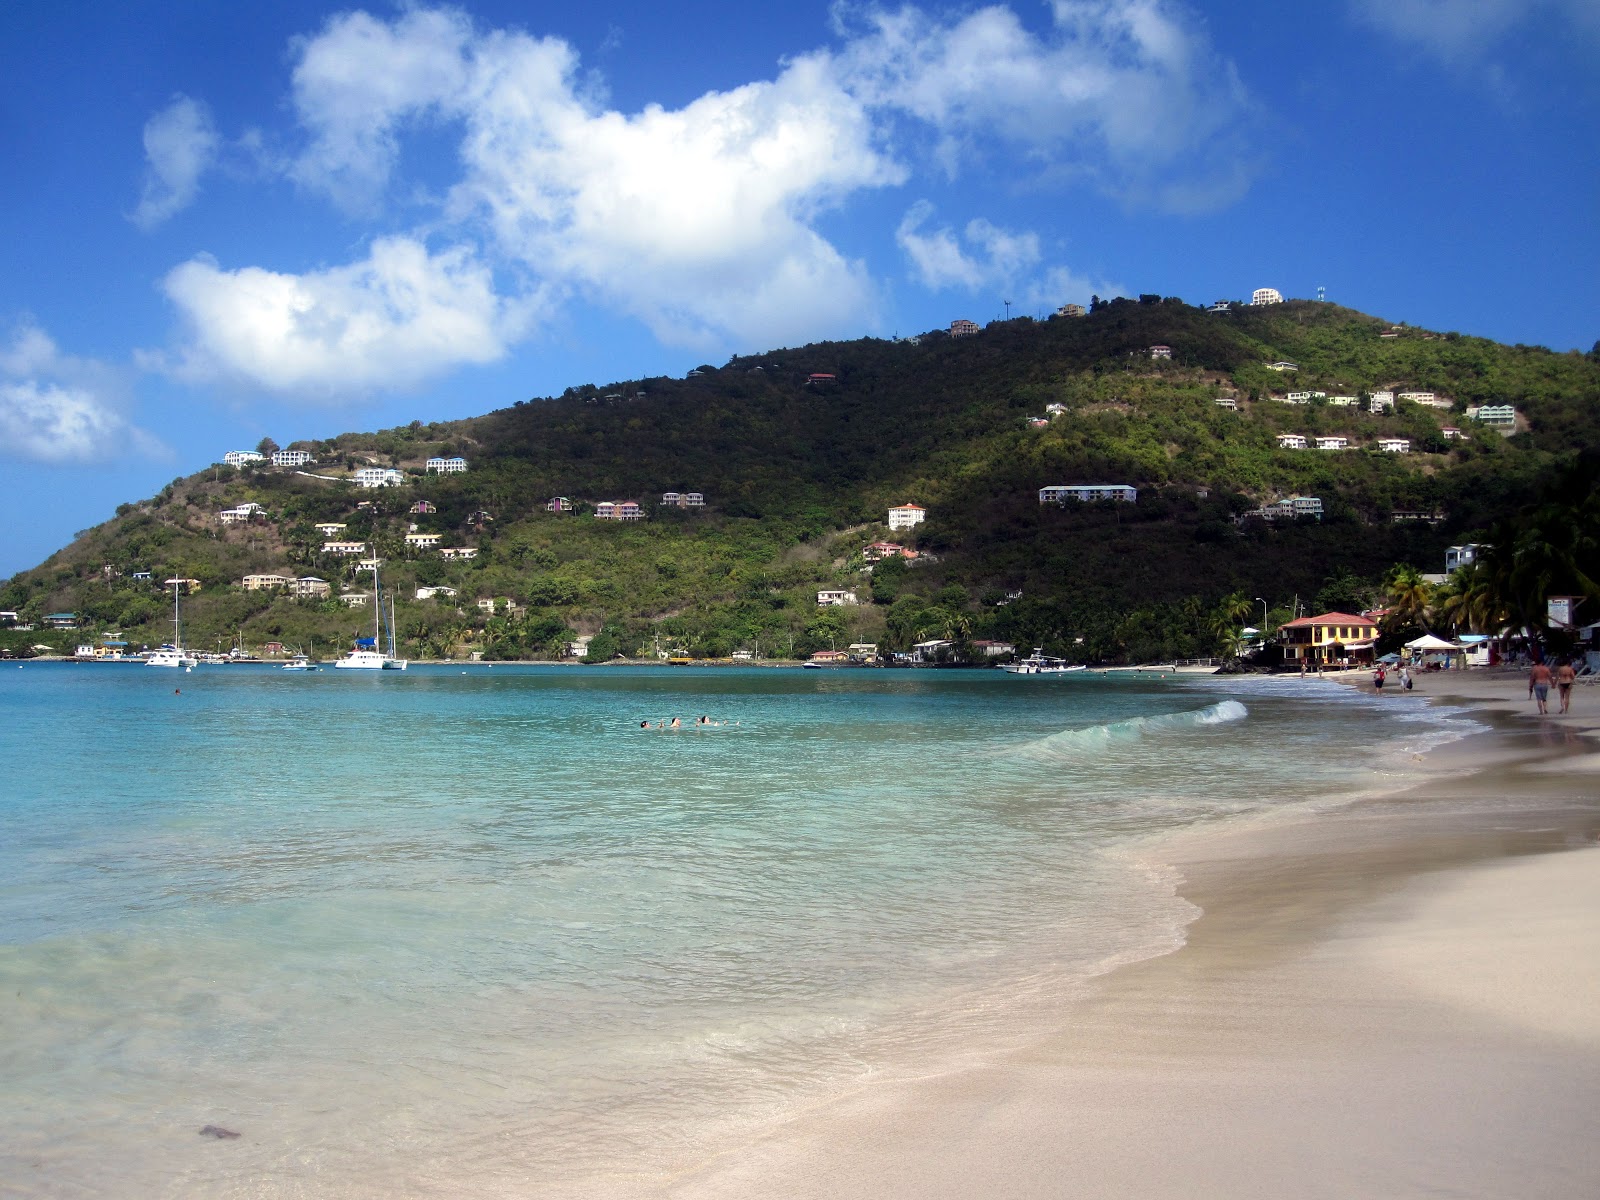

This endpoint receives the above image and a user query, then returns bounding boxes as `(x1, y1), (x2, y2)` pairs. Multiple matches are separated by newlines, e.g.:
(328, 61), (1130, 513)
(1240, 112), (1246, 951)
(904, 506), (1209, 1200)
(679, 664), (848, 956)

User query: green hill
(5, 296), (1597, 663)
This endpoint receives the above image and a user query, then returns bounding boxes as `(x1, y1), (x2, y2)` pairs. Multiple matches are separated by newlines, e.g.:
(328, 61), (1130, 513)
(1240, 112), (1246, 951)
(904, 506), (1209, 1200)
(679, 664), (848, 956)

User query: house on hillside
(806, 373), (836, 385)
(314, 523), (347, 537)
(1369, 391), (1395, 412)
(1445, 544), (1485, 572)
(949, 319), (980, 338)
(1470, 404), (1517, 428)
(416, 586), (458, 600)
(546, 496), (574, 513)
(817, 589), (859, 606)
(218, 503), (266, 524)
(1149, 344), (1172, 360)
(404, 532), (442, 548)
(323, 540), (367, 555)
(1252, 287), (1283, 305)
(1275, 433), (1307, 449)
(340, 592), (371, 608)
(224, 450), (266, 467)
(1038, 484), (1138, 503)
(271, 450), (314, 467)
(595, 501), (643, 521)
(1378, 438), (1411, 453)
(1276, 612), (1378, 665)
(1264, 361), (1298, 372)
(438, 547), (478, 560)
(864, 541), (916, 562)
(1328, 395), (1358, 406)
(241, 574), (290, 591)
(661, 491), (705, 508)
(410, 500), (437, 514)
(888, 503), (926, 530)
(353, 467), (405, 488)
(1314, 436), (1348, 451)
(425, 456), (468, 473)
(1213, 396), (1237, 410)
(1441, 426), (1467, 440)
(288, 577), (331, 598)
(44, 612), (79, 629)
(1056, 303), (1086, 317)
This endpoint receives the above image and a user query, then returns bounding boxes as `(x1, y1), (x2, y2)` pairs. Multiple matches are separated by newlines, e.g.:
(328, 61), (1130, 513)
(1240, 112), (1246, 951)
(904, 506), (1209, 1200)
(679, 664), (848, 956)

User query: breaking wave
(1021, 700), (1248, 759)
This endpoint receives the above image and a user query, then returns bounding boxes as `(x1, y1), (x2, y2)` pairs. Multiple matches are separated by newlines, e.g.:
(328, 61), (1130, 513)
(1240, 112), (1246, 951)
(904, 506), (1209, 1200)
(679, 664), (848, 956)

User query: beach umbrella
(1378, 652), (1401, 663)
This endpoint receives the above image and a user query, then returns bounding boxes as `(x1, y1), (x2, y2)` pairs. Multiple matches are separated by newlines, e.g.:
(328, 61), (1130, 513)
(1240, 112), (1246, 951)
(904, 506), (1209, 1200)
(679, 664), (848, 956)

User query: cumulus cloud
(154, 4), (1259, 391)
(0, 323), (163, 463)
(834, 0), (1257, 211)
(896, 201), (1040, 290)
(131, 95), (219, 229)
(157, 237), (535, 397)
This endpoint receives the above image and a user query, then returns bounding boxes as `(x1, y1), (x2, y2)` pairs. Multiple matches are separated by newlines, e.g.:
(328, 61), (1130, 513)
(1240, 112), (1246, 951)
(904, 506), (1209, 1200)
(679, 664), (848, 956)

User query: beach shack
(1404, 633), (1467, 669)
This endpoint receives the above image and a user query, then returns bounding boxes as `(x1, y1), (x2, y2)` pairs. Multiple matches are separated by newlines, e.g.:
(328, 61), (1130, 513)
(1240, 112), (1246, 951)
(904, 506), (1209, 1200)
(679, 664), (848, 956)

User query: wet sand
(609, 669), (1600, 1199)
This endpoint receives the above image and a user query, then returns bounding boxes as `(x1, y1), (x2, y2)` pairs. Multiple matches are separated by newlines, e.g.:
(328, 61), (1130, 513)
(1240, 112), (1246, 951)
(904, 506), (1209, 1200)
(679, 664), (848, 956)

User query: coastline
(606, 670), (1600, 1199)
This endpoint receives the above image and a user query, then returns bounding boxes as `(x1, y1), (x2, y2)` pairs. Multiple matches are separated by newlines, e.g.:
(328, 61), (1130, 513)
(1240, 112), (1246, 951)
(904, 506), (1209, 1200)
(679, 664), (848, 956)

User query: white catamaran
(334, 562), (408, 670)
(146, 579), (198, 668)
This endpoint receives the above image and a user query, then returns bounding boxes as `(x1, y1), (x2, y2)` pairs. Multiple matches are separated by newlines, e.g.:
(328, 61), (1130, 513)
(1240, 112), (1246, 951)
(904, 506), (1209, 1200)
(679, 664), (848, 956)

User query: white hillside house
(426, 456), (468, 473)
(1039, 484), (1138, 504)
(888, 504), (925, 530)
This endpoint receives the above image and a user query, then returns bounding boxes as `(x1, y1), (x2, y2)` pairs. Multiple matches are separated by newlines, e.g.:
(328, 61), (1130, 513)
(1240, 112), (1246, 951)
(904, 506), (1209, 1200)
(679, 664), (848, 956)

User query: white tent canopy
(1405, 633), (1462, 651)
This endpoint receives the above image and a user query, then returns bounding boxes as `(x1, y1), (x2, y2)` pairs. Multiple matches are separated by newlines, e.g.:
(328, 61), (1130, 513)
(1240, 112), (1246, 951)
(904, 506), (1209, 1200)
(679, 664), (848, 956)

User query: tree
(1384, 564), (1433, 634)
(256, 436), (280, 456)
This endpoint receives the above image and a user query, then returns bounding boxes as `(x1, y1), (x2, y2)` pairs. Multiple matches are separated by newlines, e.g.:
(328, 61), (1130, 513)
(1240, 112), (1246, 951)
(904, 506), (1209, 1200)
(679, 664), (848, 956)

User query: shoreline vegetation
(576, 667), (1598, 1199)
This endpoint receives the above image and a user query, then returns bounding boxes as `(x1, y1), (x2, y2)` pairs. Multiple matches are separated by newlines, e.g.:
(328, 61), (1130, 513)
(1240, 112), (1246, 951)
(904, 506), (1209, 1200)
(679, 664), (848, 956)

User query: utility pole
(1003, 299), (1012, 320)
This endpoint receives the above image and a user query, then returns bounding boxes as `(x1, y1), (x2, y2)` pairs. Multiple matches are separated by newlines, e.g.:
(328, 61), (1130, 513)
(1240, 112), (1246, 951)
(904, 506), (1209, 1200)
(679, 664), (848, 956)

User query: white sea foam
(1020, 699), (1248, 759)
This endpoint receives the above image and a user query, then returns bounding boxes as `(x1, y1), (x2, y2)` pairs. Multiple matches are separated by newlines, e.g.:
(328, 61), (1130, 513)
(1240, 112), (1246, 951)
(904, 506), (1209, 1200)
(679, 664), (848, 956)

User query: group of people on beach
(640, 716), (736, 729)
(1528, 659), (1579, 715)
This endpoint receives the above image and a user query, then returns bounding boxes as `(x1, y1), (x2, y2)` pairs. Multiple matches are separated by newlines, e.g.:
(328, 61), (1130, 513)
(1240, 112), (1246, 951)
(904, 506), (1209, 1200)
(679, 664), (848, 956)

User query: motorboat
(1003, 648), (1085, 674)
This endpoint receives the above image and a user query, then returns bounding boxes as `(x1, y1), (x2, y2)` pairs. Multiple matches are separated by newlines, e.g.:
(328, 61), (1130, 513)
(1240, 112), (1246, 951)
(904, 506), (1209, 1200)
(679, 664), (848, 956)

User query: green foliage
(7, 300), (1598, 661)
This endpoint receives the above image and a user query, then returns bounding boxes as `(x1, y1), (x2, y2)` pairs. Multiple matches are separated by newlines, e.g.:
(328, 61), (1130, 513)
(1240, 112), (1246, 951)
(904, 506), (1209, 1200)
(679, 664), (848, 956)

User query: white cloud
(157, 237), (535, 397)
(834, 0), (1256, 211)
(131, 95), (219, 230)
(0, 323), (163, 463)
(896, 201), (1040, 290)
(1348, 0), (1600, 61)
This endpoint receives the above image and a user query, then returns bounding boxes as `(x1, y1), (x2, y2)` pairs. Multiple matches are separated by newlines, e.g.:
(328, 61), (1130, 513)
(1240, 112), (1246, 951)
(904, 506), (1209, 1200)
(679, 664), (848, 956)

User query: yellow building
(1275, 612), (1379, 664)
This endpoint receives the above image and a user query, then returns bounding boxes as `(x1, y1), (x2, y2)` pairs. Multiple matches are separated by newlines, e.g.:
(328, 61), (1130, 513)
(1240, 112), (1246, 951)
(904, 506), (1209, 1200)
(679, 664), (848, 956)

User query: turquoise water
(0, 664), (1472, 1195)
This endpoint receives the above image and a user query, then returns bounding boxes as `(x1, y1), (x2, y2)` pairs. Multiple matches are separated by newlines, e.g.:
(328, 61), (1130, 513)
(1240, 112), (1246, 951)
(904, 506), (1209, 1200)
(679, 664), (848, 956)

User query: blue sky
(2, 0), (1597, 577)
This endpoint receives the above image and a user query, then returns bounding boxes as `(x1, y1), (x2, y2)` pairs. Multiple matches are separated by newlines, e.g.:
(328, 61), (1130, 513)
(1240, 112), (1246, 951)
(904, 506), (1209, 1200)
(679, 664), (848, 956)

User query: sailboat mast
(172, 580), (182, 650)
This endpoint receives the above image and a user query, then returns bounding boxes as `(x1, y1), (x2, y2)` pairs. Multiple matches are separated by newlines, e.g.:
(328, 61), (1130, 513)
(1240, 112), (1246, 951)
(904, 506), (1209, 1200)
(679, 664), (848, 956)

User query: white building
(288, 576), (331, 598)
(1213, 396), (1237, 410)
(1149, 344), (1173, 360)
(353, 467), (405, 488)
(1254, 496), (1323, 521)
(218, 502), (266, 524)
(323, 540), (368, 555)
(1369, 391), (1395, 412)
(416, 586), (458, 600)
(1445, 544), (1485, 572)
(339, 592), (371, 608)
(1328, 395), (1358, 406)
(439, 547), (479, 560)
(1378, 438), (1411, 453)
(1264, 361), (1299, 372)
(271, 449), (314, 467)
(1314, 436), (1348, 450)
(404, 532), (443, 548)
(1276, 433), (1307, 449)
(1441, 426), (1467, 440)
(425, 456), (468, 474)
(315, 523), (347, 537)
(1038, 484), (1138, 503)
(224, 450), (266, 467)
(1285, 391), (1311, 403)
(888, 503), (926, 530)
(1251, 287), (1283, 305)
(817, 589), (859, 606)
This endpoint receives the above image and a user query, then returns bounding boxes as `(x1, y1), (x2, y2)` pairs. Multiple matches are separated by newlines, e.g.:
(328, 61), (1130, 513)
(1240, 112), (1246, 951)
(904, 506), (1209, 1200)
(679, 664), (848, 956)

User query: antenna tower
(1316, 285), (1326, 303)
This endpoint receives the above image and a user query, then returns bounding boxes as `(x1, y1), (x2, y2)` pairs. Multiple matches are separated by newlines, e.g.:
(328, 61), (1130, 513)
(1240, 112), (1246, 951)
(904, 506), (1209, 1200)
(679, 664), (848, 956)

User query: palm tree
(1384, 564), (1432, 634)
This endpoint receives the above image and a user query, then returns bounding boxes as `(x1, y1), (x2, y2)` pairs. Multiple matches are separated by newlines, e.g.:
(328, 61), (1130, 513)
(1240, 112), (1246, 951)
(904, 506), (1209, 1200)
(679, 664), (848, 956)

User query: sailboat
(146, 579), (199, 668)
(334, 562), (408, 670)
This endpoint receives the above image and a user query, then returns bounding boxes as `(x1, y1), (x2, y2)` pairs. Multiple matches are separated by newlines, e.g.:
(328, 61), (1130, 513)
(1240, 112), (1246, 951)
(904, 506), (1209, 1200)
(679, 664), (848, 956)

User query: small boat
(1003, 648), (1085, 674)
(281, 654), (319, 671)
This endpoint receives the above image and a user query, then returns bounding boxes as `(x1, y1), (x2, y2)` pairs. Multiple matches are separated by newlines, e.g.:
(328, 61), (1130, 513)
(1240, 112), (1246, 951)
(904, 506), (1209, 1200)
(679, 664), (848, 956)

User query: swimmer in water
(670, 717), (682, 728)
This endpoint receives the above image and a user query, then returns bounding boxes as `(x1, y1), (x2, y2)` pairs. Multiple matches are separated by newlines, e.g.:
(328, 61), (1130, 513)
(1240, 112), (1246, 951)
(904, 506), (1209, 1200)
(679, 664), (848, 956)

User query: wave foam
(1023, 700), (1247, 759)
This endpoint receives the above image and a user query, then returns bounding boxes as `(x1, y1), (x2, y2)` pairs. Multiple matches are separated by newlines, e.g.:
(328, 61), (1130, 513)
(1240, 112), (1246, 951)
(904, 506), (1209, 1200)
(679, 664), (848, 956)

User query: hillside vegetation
(5, 297), (1597, 663)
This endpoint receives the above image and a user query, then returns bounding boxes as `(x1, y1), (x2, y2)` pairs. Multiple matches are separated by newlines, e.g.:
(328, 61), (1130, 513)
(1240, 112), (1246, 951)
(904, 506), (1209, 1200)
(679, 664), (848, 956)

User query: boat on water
(281, 654), (319, 671)
(146, 581), (198, 669)
(1002, 648), (1086, 675)
(333, 563), (407, 671)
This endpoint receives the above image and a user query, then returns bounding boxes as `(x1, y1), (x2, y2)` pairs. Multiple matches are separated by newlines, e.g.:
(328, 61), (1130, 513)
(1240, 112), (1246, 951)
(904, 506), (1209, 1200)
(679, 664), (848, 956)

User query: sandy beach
(598, 668), (1600, 1199)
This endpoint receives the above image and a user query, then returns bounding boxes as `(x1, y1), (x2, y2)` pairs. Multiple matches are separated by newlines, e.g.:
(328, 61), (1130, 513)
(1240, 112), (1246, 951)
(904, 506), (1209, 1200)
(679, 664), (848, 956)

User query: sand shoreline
(592, 669), (1600, 1199)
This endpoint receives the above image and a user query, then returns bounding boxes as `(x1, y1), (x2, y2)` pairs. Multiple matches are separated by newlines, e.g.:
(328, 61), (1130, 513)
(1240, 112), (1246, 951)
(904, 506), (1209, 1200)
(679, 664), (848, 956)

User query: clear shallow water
(0, 664), (1475, 1196)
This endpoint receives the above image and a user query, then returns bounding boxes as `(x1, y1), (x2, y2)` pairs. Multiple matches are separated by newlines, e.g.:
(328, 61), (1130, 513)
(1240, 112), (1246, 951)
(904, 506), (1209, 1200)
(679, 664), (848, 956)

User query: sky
(1, 0), (1597, 577)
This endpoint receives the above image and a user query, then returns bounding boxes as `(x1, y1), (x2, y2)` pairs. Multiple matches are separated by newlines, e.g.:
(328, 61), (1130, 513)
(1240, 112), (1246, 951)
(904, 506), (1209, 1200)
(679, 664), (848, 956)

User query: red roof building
(1276, 612), (1379, 664)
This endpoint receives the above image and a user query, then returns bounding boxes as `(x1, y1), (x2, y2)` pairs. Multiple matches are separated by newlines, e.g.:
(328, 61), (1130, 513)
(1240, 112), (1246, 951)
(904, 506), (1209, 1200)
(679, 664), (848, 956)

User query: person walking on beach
(1399, 664), (1412, 691)
(1373, 665), (1386, 691)
(1554, 659), (1577, 713)
(1529, 660), (1553, 714)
